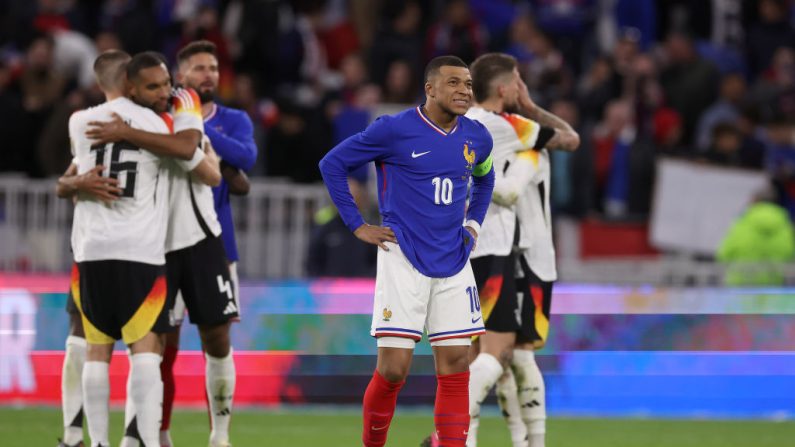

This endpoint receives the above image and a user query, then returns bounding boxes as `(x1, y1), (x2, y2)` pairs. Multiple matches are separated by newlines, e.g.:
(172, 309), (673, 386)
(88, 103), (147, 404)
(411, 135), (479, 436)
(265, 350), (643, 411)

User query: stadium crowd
(1, 0), (795, 221)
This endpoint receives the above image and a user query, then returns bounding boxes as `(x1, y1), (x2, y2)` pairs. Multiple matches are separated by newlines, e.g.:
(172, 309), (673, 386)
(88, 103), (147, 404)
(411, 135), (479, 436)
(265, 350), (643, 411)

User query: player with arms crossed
(319, 55), (495, 447)
(460, 53), (579, 447)
(68, 50), (213, 447)
(90, 52), (236, 447)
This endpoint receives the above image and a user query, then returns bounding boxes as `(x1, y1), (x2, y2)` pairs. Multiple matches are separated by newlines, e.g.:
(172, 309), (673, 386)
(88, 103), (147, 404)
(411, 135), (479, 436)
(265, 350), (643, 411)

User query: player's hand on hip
(354, 224), (397, 251)
(78, 165), (122, 203)
(86, 112), (129, 144)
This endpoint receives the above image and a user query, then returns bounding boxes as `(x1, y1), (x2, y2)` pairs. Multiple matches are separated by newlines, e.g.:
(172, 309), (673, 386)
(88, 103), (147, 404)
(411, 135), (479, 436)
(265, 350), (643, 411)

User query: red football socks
(362, 370), (404, 447)
(434, 371), (470, 447)
(160, 344), (178, 431)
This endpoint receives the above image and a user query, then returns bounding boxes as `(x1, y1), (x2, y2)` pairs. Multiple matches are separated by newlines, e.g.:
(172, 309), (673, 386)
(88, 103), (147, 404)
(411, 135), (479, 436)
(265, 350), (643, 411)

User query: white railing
(2, 175), (794, 285)
(0, 175), (330, 278)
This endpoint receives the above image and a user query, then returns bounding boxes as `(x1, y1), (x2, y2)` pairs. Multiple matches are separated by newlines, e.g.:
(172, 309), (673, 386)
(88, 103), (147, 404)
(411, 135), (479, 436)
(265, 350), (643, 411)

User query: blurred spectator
(52, 29), (98, 89)
(317, 0), (361, 69)
(576, 55), (618, 125)
(265, 96), (331, 183)
(762, 118), (795, 218)
(702, 122), (755, 169)
(94, 30), (122, 53)
(37, 87), (102, 176)
(424, 0), (488, 64)
(592, 99), (635, 216)
(659, 31), (720, 146)
(506, 16), (573, 105)
(749, 47), (795, 122)
(20, 33), (66, 114)
(100, 0), (160, 55)
(368, 0), (422, 87)
(652, 107), (684, 156)
(746, 0), (795, 78)
(382, 59), (419, 104)
(528, 0), (597, 73)
(717, 197), (795, 286)
(307, 176), (376, 277)
(549, 98), (580, 212)
(597, 1), (655, 52)
(0, 59), (26, 173)
(696, 72), (746, 150)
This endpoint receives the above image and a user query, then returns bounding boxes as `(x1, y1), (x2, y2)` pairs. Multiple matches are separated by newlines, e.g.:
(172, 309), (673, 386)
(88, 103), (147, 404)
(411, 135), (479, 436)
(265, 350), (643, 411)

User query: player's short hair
(177, 40), (217, 65)
(93, 50), (131, 91)
(470, 53), (517, 103)
(126, 51), (168, 81)
(424, 55), (468, 83)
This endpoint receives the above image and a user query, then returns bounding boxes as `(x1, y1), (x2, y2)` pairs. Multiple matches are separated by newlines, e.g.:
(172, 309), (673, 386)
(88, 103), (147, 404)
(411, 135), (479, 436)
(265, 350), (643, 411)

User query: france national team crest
(382, 307), (392, 322)
(463, 141), (476, 179)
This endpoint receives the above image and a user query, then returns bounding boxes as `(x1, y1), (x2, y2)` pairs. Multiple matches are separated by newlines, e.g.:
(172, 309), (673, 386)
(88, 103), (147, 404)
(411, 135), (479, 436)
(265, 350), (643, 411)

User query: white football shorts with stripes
(370, 242), (485, 345)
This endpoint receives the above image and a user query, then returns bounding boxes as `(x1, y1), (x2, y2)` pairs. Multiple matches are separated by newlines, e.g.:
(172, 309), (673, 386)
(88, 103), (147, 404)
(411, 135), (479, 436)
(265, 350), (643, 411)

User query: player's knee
(378, 363), (410, 383)
(498, 347), (514, 368)
(199, 323), (231, 357)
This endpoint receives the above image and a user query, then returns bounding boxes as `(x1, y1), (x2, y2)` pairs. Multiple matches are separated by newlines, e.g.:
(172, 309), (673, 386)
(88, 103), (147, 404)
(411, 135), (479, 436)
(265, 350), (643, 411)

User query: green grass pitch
(1, 407), (793, 447)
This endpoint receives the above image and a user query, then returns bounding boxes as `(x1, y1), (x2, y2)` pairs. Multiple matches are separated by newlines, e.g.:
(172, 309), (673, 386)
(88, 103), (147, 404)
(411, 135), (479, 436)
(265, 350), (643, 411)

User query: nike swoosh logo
(471, 316), (482, 324)
(411, 150), (431, 158)
(371, 425), (388, 431)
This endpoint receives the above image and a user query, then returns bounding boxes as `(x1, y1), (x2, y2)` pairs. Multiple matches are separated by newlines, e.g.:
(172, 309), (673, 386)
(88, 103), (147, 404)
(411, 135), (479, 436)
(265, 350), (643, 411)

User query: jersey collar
(416, 105), (458, 136)
(204, 103), (218, 122)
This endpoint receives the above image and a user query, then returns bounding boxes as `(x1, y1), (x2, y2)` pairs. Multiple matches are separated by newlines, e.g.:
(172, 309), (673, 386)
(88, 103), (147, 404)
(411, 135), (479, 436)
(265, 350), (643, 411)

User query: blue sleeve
(466, 127), (495, 226)
(205, 111), (258, 171)
(318, 116), (393, 233)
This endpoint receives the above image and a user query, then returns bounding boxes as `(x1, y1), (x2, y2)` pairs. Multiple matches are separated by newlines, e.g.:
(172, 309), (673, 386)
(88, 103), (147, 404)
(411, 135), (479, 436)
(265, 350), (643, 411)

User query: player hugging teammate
(56, 41), (256, 447)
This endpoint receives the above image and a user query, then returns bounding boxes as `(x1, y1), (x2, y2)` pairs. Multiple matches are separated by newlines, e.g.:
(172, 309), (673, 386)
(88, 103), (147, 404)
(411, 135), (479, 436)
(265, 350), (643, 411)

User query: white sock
(206, 349), (236, 446)
(120, 362), (141, 447)
(496, 367), (528, 447)
(513, 349), (546, 447)
(82, 361), (110, 447)
(62, 336), (86, 445)
(466, 353), (504, 447)
(129, 353), (163, 447)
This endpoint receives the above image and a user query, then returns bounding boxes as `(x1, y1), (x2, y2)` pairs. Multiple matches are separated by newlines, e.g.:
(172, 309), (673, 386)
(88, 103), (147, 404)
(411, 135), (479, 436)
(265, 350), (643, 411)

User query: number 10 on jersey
(432, 177), (453, 205)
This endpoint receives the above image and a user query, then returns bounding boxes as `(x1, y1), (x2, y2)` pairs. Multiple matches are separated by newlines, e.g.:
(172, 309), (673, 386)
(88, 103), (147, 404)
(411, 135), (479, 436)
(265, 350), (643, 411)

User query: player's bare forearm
(56, 164), (122, 203)
(56, 164), (79, 198)
(222, 163), (250, 195)
(123, 128), (200, 160)
(191, 139), (222, 186)
(545, 128), (580, 152)
(87, 113), (198, 160)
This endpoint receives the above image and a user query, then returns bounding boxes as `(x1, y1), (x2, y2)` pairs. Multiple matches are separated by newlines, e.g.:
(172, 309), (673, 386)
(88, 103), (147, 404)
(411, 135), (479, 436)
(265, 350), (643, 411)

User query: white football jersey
(467, 106), (557, 281)
(466, 106), (542, 257)
(69, 97), (170, 265)
(163, 89), (222, 253)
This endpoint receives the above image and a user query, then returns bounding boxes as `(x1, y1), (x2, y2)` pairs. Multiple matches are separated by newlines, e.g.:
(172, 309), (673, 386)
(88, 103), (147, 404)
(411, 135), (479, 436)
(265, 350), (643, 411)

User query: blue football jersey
(319, 105), (495, 278)
(205, 104), (258, 262)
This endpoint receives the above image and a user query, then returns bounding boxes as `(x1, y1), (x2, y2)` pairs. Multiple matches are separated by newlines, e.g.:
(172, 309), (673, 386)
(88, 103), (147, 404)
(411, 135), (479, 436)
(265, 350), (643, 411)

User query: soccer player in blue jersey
(319, 55), (495, 447)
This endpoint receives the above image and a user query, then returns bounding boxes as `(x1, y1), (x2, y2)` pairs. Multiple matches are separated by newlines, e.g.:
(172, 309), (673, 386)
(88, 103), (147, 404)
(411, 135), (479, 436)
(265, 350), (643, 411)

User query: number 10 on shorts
(466, 286), (481, 313)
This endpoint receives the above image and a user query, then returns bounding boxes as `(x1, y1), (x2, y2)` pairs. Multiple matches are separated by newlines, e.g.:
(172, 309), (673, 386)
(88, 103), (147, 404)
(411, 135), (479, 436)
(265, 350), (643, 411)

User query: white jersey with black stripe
(163, 88), (222, 253)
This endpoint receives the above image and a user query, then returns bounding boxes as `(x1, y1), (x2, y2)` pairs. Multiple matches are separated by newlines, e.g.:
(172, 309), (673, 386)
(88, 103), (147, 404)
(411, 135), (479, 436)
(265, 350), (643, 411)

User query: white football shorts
(370, 242), (485, 345)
